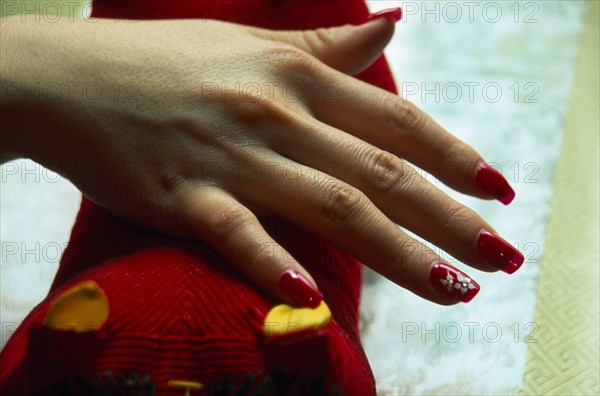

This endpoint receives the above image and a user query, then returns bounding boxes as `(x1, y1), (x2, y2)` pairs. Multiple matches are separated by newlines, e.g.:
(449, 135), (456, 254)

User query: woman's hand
(0, 13), (522, 307)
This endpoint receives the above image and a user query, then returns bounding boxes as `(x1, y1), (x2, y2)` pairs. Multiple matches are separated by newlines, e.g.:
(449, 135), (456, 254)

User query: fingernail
(366, 7), (402, 23)
(477, 230), (524, 274)
(475, 163), (515, 205)
(430, 263), (480, 303)
(279, 270), (323, 308)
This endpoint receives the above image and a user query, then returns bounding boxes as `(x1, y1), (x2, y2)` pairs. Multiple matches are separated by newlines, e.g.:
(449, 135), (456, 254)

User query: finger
(307, 70), (516, 205)
(245, 8), (400, 75)
(268, 117), (524, 274)
(179, 186), (323, 308)
(228, 152), (481, 305)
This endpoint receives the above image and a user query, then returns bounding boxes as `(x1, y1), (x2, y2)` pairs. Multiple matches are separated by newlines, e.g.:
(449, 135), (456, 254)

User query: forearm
(0, 17), (92, 168)
(0, 16), (26, 163)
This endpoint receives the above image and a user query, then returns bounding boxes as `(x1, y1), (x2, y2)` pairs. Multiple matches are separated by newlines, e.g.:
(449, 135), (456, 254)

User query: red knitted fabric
(0, 1), (398, 395)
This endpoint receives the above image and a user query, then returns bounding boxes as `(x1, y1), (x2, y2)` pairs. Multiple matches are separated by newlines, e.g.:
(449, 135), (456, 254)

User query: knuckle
(207, 205), (254, 239)
(363, 149), (408, 193)
(389, 244), (411, 280)
(228, 93), (286, 127)
(437, 138), (471, 183)
(439, 136), (462, 166)
(302, 27), (338, 55)
(158, 169), (187, 194)
(312, 27), (337, 47)
(392, 240), (437, 281)
(387, 97), (424, 134)
(264, 44), (321, 78)
(390, 240), (420, 278)
(442, 204), (474, 233)
(238, 240), (270, 274)
(320, 181), (365, 225)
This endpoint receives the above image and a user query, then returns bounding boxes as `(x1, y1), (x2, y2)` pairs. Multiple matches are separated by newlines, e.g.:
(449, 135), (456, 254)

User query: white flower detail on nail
(439, 271), (475, 295)
(454, 272), (476, 295)
(439, 272), (455, 292)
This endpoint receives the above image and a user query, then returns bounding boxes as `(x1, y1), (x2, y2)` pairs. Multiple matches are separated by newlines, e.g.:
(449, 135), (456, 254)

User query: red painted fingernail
(477, 230), (524, 274)
(475, 163), (515, 205)
(366, 7), (402, 23)
(279, 270), (323, 308)
(430, 263), (480, 303)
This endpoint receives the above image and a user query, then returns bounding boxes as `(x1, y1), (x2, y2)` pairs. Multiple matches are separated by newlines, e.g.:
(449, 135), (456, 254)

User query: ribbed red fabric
(0, 1), (399, 395)
(0, 203), (376, 395)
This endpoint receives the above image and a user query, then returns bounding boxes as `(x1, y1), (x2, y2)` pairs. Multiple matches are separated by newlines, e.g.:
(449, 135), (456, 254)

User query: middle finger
(268, 117), (524, 275)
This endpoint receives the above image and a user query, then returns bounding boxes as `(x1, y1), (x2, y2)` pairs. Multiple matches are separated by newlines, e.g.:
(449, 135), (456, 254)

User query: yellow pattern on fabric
(263, 301), (331, 336)
(43, 280), (109, 332)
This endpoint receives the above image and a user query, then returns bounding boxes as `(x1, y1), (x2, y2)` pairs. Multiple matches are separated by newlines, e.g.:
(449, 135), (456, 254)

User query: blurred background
(1, 1), (598, 395)
(360, 1), (598, 395)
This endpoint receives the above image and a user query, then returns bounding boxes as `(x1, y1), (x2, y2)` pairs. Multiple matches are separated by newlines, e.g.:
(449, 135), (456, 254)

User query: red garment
(0, 1), (398, 395)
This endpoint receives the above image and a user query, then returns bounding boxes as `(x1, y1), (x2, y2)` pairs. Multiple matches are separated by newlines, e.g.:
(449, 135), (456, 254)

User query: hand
(1, 13), (522, 307)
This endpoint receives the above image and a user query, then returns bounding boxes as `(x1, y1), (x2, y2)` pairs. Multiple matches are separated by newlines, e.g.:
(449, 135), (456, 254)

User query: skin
(0, 16), (504, 307)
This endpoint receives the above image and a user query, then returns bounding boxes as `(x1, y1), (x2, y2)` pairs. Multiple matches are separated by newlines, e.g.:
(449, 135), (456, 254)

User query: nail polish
(279, 270), (323, 308)
(475, 163), (516, 205)
(477, 230), (524, 274)
(430, 263), (480, 303)
(366, 7), (402, 23)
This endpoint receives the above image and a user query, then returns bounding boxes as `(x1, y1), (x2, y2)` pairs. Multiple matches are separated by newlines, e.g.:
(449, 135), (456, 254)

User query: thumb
(250, 7), (401, 76)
